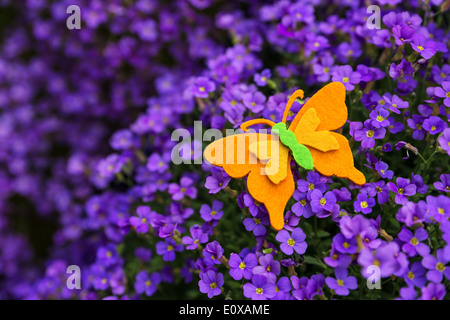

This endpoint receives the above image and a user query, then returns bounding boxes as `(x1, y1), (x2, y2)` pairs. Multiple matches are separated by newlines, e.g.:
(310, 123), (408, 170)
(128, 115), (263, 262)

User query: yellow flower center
(431, 125), (437, 131)
(360, 201), (368, 208)
(417, 45), (424, 51)
(337, 279), (344, 286)
(342, 77), (349, 83)
(410, 237), (418, 245)
(320, 198), (327, 206)
(256, 288), (263, 294)
(254, 218), (261, 224)
(300, 199), (307, 206)
(210, 282), (217, 289)
(436, 263), (446, 272)
(210, 210), (217, 216)
(398, 188), (404, 195)
(373, 259), (381, 267)
(407, 272), (415, 280)
(145, 280), (152, 287)
(366, 130), (374, 137)
(287, 238), (295, 246)
(167, 245), (174, 251)
(324, 67), (330, 73)
(308, 183), (315, 190)
(239, 262), (246, 270)
(343, 242), (350, 249)
(199, 86), (206, 92)
(446, 92), (450, 98)
(376, 115), (384, 122)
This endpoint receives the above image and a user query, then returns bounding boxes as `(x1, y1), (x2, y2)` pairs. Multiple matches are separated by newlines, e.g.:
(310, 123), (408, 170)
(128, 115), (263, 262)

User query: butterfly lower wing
(307, 132), (366, 185)
(204, 133), (294, 230)
(290, 82), (348, 132)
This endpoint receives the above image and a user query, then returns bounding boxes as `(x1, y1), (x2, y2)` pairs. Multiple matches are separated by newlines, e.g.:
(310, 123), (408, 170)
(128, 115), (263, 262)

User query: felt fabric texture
(272, 122), (314, 170)
(289, 82), (348, 132)
(203, 82), (366, 231)
(288, 82), (366, 185)
(249, 139), (290, 185)
(204, 133), (295, 231)
(241, 118), (276, 132)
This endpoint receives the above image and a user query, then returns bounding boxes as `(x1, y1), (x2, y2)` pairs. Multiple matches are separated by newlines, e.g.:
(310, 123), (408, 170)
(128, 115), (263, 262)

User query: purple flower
(297, 171), (328, 196)
(422, 116), (447, 135)
(354, 193), (376, 214)
(410, 33), (437, 60)
(192, 77), (216, 98)
(146, 153), (169, 173)
(422, 249), (450, 283)
(411, 173), (429, 194)
(155, 238), (183, 262)
(427, 195), (450, 223)
(398, 286), (417, 300)
(325, 267), (357, 296)
(324, 245), (352, 268)
(398, 227), (429, 257)
(404, 262), (427, 288)
(200, 200), (224, 222)
(434, 174), (450, 192)
(310, 189), (337, 214)
(358, 242), (399, 278)
(275, 228), (307, 255)
(228, 253), (258, 280)
(407, 114), (426, 140)
(254, 69), (271, 86)
(387, 178), (417, 205)
(382, 94), (409, 114)
(110, 129), (134, 150)
(375, 160), (394, 179)
(252, 254), (281, 283)
(313, 53), (334, 82)
(182, 225), (208, 250)
(331, 65), (361, 91)
(392, 24), (415, 46)
(202, 241), (224, 266)
(373, 180), (390, 205)
(354, 119), (386, 148)
(272, 277), (292, 300)
(243, 275), (277, 300)
(198, 270), (224, 298)
(389, 59), (414, 79)
(438, 128), (450, 155)
(204, 168), (230, 194)
(243, 212), (269, 236)
(168, 177), (197, 201)
(435, 81), (450, 107)
(333, 233), (357, 254)
(134, 271), (161, 297)
(96, 245), (119, 267)
(420, 283), (446, 300)
(291, 191), (313, 218)
(129, 206), (154, 234)
(243, 91), (266, 113)
(369, 108), (390, 128)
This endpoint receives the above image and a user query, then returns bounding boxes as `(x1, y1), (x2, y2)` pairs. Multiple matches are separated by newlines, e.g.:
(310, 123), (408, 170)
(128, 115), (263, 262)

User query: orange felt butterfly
(204, 82), (366, 231)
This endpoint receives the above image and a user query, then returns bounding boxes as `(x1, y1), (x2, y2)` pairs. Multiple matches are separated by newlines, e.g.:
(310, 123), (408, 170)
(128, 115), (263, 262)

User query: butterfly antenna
(282, 89), (304, 124)
(240, 119), (276, 132)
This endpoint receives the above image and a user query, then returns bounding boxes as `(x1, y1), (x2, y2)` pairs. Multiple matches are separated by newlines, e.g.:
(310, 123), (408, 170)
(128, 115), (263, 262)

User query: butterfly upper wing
(289, 82), (366, 185)
(290, 82), (348, 132)
(204, 133), (294, 230)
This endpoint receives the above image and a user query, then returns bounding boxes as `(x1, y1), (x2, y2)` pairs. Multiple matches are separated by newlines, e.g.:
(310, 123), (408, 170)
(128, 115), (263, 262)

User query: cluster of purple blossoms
(0, 0), (449, 301)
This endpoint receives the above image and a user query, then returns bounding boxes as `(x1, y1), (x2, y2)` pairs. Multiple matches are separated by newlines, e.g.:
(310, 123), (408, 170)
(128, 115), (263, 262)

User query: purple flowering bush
(0, 0), (449, 300)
